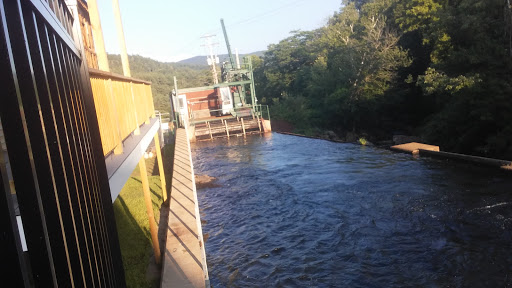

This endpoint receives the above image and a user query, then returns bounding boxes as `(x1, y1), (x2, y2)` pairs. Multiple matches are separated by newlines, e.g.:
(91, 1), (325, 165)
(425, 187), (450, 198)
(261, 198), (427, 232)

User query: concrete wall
(262, 119), (272, 132)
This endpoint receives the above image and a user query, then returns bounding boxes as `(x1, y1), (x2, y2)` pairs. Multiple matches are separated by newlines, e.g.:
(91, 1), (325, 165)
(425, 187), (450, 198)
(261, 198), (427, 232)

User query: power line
(200, 35), (220, 84)
(169, 37), (203, 58)
(228, 0), (308, 27)
(173, 0), (309, 60)
(204, 0), (308, 35)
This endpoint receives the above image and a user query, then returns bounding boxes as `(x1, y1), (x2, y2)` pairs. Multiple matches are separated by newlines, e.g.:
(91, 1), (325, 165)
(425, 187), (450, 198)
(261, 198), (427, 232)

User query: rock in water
(195, 174), (219, 189)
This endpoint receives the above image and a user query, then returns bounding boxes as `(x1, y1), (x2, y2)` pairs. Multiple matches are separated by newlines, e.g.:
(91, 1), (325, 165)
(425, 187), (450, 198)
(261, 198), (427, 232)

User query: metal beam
(106, 117), (160, 202)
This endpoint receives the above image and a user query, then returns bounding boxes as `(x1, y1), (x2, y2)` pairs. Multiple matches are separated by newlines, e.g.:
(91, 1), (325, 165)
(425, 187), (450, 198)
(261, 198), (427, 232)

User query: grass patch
(113, 160), (165, 288)
(112, 137), (175, 287)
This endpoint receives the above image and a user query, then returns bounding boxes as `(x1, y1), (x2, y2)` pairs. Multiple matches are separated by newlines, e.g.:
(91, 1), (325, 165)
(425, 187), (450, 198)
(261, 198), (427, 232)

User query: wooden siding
(89, 68), (155, 155)
(76, 0), (97, 69)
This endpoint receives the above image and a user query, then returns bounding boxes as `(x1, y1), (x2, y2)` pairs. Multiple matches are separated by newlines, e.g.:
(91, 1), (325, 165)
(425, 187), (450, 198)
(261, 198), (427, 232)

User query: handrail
(253, 104), (270, 121)
(189, 105), (271, 123)
(89, 68), (152, 85)
(89, 69), (155, 155)
(189, 106), (245, 121)
(41, 0), (74, 36)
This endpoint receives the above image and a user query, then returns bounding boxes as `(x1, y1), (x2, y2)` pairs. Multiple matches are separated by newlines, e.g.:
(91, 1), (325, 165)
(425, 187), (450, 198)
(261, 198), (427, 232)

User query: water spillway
(192, 133), (512, 287)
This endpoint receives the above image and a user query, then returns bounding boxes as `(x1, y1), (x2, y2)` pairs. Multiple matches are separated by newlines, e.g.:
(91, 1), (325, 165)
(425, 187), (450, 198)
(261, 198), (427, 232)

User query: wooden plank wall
(76, 0), (98, 69)
(89, 69), (155, 155)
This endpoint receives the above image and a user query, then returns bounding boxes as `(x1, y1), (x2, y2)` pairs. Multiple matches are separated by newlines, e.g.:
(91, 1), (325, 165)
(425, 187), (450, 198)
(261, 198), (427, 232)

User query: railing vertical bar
(52, 33), (101, 287)
(26, 7), (92, 286)
(224, 120), (230, 138)
(66, 45), (113, 288)
(64, 47), (112, 287)
(0, 0), (58, 284)
(129, 82), (139, 134)
(74, 41), (127, 288)
(241, 117), (246, 137)
(2, 0), (126, 285)
(45, 21), (94, 287)
(207, 121), (213, 140)
(67, 52), (117, 287)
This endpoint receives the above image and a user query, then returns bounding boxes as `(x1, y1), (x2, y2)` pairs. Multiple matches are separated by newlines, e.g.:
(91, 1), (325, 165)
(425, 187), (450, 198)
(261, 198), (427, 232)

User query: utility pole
(112, 0), (131, 77)
(87, 0), (109, 71)
(201, 35), (219, 84)
(111, 0), (162, 265)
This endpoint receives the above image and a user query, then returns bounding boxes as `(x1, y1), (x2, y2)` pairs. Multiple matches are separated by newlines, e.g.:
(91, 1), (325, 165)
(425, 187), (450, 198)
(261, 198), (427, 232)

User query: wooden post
(173, 76), (179, 125)
(153, 132), (167, 202)
(139, 157), (161, 265)
(241, 117), (246, 137)
(130, 82), (140, 135)
(87, 0), (109, 71)
(140, 84), (151, 125)
(108, 79), (124, 155)
(112, 0), (131, 77)
(257, 115), (262, 133)
(224, 120), (230, 137)
(207, 121), (213, 140)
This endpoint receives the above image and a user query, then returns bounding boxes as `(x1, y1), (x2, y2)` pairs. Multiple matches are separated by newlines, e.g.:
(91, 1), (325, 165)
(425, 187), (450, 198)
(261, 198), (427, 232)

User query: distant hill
(178, 51), (266, 66)
(105, 52), (265, 113)
(108, 54), (213, 114)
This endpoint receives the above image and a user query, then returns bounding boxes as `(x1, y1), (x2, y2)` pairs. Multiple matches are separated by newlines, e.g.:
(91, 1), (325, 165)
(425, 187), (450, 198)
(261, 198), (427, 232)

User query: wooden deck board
(390, 142), (440, 154)
(161, 128), (209, 288)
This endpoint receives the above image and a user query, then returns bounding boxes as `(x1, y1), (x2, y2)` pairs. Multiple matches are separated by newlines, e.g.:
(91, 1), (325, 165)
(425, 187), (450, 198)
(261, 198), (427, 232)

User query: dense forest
(253, 0), (512, 159)
(107, 54), (212, 114)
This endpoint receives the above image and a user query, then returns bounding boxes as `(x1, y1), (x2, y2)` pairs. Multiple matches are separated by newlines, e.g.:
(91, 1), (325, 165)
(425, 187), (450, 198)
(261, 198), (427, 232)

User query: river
(191, 133), (512, 287)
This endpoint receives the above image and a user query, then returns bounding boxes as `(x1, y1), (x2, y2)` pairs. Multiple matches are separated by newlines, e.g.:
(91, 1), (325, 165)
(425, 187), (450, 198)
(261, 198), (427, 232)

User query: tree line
(253, 0), (512, 159)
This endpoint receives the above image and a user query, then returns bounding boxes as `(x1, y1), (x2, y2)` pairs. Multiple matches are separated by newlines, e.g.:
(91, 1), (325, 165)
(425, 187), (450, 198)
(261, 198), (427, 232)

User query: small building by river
(171, 57), (271, 142)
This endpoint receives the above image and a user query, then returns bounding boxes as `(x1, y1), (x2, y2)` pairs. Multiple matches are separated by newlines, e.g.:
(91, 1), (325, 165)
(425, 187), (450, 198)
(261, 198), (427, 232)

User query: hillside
(108, 54), (213, 114)
(178, 51), (265, 66)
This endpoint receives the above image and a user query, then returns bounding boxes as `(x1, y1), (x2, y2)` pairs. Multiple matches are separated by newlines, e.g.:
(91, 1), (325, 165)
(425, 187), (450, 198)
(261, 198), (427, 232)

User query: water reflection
(193, 133), (273, 165)
(192, 133), (512, 287)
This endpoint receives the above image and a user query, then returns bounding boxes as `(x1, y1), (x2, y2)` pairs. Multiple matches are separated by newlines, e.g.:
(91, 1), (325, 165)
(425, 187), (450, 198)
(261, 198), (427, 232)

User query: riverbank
(270, 120), (410, 147)
(275, 131), (512, 171)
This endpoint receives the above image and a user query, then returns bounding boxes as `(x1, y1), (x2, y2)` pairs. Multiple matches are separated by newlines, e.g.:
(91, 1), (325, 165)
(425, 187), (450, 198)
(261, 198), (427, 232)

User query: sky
(95, 0), (342, 63)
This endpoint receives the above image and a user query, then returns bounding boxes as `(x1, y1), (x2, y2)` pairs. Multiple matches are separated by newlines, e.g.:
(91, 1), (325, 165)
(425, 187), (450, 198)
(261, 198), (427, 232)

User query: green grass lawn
(113, 167), (163, 287)
(112, 140), (174, 287)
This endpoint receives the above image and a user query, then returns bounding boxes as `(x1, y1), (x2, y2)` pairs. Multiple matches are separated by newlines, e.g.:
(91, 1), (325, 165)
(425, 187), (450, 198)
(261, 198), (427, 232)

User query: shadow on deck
(161, 128), (209, 287)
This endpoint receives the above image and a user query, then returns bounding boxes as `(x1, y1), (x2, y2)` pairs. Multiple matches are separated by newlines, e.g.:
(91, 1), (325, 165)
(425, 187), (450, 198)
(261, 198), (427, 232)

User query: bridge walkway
(161, 128), (209, 287)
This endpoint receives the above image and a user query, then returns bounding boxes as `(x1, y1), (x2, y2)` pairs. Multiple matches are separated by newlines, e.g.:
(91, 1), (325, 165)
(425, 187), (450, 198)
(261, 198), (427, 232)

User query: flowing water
(191, 133), (512, 287)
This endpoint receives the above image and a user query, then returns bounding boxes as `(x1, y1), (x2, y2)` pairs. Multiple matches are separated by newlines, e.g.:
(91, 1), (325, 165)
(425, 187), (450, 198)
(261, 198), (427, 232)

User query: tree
(253, 0), (512, 158)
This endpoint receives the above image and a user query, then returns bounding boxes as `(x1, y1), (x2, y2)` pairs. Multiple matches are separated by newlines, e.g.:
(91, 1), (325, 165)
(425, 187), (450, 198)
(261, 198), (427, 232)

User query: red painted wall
(185, 89), (220, 111)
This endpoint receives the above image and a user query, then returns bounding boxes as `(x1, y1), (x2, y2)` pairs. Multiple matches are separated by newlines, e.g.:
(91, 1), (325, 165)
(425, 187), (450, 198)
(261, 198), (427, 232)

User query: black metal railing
(0, 0), (125, 286)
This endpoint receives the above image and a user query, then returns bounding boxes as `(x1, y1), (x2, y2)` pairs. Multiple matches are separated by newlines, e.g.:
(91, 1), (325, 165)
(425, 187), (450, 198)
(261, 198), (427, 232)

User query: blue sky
(96, 0), (341, 62)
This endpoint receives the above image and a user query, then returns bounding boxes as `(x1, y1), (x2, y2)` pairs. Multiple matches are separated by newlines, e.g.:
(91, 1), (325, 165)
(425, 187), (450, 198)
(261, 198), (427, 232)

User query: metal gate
(0, 0), (125, 286)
